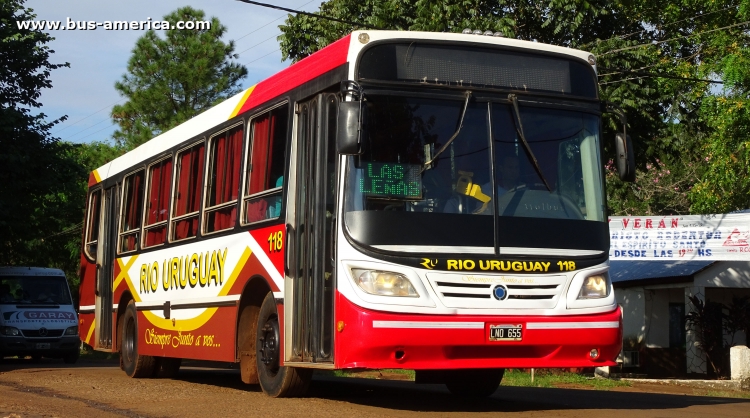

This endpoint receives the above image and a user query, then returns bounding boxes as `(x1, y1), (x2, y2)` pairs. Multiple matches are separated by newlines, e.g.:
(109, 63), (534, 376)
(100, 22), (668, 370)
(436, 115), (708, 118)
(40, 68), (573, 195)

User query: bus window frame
(169, 139), (206, 243)
(240, 101), (289, 227)
(142, 154), (173, 249)
(83, 186), (102, 261)
(202, 121), (245, 236)
(117, 168), (145, 255)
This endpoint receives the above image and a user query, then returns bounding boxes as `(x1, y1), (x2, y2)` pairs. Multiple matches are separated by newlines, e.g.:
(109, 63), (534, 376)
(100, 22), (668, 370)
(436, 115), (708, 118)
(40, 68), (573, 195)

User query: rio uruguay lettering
(138, 248), (227, 294)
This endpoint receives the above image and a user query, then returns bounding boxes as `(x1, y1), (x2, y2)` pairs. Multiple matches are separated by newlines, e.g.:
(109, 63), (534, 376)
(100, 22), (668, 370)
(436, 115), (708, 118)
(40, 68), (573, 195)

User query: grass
(500, 369), (632, 390)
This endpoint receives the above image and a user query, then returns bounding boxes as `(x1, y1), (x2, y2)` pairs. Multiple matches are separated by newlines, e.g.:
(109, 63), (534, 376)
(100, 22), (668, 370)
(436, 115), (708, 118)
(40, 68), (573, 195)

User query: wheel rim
(123, 317), (135, 364)
(258, 315), (280, 375)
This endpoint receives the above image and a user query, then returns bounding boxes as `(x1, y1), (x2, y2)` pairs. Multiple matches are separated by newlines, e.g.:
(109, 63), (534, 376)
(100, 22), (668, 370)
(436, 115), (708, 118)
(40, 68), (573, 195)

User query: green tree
(0, 0), (80, 267)
(112, 7), (248, 150)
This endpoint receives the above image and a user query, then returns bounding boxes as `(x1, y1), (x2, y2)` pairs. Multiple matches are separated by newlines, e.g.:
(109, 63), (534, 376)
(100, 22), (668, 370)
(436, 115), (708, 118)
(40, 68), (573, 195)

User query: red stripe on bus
(233, 34), (351, 116)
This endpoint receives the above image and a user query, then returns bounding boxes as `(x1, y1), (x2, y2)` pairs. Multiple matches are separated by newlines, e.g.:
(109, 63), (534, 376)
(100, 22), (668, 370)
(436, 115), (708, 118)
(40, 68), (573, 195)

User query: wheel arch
(115, 290), (134, 352)
(235, 274), (275, 384)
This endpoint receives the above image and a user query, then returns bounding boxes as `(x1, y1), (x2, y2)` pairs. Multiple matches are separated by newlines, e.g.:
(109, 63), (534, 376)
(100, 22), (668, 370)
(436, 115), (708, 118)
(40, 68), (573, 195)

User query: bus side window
(119, 170), (145, 253)
(204, 124), (244, 234)
(143, 156), (172, 248)
(243, 103), (288, 224)
(171, 141), (205, 241)
(84, 188), (102, 259)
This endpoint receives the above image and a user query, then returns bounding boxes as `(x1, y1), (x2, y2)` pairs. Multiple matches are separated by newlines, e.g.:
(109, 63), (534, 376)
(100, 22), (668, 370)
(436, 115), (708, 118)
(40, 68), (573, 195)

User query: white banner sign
(609, 214), (750, 260)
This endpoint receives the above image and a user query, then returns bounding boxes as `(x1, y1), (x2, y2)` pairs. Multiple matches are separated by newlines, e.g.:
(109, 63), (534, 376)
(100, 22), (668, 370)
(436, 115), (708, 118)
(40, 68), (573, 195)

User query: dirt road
(1, 358), (748, 418)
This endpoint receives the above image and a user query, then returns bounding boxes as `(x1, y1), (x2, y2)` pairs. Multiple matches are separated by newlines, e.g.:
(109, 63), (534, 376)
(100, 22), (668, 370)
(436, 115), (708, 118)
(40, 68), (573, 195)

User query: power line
(52, 99), (124, 135)
(236, 32), (282, 56)
(235, 0), (385, 30)
(246, 48), (281, 66)
(585, 4), (740, 47)
(599, 71), (724, 85)
(41, 222), (83, 241)
(63, 116), (110, 142)
(600, 20), (750, 56)
(71, 123), (116, 143)
(234, 0), (316, 43)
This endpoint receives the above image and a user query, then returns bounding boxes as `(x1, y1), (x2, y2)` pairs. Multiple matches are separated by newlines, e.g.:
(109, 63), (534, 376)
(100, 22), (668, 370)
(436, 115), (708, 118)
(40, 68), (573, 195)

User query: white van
(0, 267), (80, 363)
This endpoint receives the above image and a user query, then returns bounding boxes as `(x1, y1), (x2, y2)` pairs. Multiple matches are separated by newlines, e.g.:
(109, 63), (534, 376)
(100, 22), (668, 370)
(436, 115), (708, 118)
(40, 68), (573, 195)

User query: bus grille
(426, 273), (565, 309)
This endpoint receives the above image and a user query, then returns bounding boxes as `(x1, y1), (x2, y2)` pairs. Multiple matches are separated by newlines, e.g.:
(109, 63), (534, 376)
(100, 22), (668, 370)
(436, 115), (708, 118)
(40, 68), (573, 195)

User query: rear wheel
(445, 369), (504, 397)
(121, 300), (155, 377)
(256, 293), (311, 397)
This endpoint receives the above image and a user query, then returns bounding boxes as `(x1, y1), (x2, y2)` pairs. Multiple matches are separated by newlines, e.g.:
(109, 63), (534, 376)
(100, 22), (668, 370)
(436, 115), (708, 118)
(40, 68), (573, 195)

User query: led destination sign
(359, 162), (422, 199)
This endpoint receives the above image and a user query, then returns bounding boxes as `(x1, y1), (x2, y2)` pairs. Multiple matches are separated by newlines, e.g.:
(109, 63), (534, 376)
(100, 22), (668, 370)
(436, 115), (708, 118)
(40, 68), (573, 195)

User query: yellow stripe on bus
(85, 319), (96, 345)
(141, 247), (252, 331)
(92, 170), (101, 183)
(229, 86), (256, 119)
(114, 256), (140, 300)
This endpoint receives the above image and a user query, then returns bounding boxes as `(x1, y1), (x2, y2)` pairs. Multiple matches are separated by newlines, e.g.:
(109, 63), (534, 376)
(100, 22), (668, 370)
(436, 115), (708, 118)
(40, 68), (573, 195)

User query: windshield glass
(344, 95), (604, 223)
(0, 276), (73, 305)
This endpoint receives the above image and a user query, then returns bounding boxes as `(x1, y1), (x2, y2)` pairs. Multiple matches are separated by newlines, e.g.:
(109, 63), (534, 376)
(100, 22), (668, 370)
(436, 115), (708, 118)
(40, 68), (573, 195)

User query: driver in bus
(443, 155), (521, 214)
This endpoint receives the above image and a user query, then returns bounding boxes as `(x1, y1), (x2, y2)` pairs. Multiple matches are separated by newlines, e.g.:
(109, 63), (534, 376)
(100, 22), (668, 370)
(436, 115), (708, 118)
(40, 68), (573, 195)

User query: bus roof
(89, 30), (595, 185)
(0, 267), (66, 277)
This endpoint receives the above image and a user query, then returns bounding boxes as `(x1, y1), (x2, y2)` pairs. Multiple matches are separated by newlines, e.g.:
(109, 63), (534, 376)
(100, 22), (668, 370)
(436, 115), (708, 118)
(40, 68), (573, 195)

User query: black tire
(445, 369), (504, 397)
(256, 293), (311, 397)
(121, 300), (156, 378)
(154, 357), (181, 378)
(63, 349), (79, 364)
(30, 354), (42, 362)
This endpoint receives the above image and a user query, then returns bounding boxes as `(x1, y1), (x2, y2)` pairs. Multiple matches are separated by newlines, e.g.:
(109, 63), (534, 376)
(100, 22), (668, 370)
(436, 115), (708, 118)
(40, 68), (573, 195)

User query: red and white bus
(79, 30), (633, 397)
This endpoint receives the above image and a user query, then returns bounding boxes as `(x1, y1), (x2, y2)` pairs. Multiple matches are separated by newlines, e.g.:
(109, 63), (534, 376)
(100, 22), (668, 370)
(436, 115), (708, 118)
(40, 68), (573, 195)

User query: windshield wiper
(508, 94), (552, 192)
(422, 90), (472, 171)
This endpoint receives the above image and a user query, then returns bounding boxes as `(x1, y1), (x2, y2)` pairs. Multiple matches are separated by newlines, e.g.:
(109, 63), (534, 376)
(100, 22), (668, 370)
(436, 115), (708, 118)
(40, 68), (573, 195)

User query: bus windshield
(0, 276), (73, 305)
(343, 94), (605, 249)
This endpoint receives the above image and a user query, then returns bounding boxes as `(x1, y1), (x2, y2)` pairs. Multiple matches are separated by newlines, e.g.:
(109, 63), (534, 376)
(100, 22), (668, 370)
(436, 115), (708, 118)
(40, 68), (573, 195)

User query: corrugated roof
(610, 260), (715, 285)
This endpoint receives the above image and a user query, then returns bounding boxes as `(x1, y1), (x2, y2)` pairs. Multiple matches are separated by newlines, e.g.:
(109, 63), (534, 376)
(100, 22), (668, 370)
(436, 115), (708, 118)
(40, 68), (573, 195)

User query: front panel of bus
(332, 38), (621, 370)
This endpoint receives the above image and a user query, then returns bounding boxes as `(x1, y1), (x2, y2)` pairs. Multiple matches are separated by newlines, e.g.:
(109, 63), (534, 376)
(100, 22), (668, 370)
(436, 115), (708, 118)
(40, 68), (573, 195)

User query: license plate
(489, 325), (522, 341)
(35, 343), (50, 349)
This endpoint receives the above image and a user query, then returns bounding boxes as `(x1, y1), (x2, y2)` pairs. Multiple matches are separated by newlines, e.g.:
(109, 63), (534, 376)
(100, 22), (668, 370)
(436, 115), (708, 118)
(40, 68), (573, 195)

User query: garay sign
(609, 213), (750, 260)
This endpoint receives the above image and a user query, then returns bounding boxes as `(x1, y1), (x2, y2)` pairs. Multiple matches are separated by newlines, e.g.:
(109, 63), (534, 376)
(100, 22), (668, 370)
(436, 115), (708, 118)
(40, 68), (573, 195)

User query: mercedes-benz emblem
(38, 327), (48, 336)
(492, 285), (509, 301)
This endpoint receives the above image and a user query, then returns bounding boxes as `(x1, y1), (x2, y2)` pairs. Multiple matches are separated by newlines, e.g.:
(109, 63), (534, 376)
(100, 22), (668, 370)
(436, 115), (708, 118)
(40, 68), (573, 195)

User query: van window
(0, 276), (73, 305)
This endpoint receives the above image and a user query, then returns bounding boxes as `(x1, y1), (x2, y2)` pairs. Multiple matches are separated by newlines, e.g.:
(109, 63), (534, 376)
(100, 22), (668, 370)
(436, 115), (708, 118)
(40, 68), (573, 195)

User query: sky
(24, 0), (321, 144)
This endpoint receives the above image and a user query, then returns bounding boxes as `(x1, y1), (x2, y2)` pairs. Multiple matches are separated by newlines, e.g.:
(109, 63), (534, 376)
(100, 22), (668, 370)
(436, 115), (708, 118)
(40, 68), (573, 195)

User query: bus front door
(286, 93), (338, 364)
(95, 185), (118, 350)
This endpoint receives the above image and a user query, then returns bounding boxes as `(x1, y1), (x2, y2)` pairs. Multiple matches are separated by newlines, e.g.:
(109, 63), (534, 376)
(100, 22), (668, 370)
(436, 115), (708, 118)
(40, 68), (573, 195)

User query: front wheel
(445, 369), (504, 397)
(256, 293), (311, 397)
(121, 300), (155, 377)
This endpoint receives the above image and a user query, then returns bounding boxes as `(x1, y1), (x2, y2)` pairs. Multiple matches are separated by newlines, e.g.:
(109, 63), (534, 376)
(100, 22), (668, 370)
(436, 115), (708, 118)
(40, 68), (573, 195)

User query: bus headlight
(352, 269), (419, 297)
(64, 326), (79, 336)
(577, 273), (610, 299)
(0, 326), (21, 336)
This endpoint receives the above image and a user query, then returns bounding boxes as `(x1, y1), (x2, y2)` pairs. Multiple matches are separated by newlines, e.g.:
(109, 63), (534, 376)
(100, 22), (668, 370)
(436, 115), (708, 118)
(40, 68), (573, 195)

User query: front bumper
(0, 335), (80, 358)
(334, 293), (622, 370)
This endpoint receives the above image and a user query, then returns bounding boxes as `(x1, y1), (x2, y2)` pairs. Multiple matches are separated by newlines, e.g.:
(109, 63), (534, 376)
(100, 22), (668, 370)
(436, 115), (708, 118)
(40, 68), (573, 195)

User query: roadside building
(611, 260), (750, 377)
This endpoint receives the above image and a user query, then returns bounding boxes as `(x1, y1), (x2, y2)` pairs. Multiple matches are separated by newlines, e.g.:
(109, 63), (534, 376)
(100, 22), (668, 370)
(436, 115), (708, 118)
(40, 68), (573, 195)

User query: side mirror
(337, 101), (363, 155)
(615, 133), (635, 182)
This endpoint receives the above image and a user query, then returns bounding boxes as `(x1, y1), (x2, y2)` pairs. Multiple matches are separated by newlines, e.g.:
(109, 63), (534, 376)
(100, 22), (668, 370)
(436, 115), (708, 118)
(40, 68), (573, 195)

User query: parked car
(0, 267), (80, 363)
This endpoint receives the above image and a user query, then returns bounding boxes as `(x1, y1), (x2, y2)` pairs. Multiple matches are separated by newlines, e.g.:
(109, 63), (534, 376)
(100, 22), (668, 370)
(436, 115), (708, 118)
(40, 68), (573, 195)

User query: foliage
(724, 296), (750, 345)
(686, 295), (727, 376)
(0, 0), (77, 267)
(278, 0), (750, 215)
(111, 7), (247, 150)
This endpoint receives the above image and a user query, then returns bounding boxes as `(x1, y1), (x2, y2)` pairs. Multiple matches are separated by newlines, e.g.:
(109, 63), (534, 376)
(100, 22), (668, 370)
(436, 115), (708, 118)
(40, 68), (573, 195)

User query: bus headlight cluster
(577, 273), (610, 299)
(352, 269), (419, 297)
(0, 326), (21, 336)
(64, 326), (79, 336)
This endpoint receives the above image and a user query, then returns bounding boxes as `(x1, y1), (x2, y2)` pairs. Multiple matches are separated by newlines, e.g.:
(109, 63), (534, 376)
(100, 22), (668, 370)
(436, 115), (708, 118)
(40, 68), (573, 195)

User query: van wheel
(256, 293), (311, 397)
(121, 300), (155, 377)
(445, 369), (504, 397)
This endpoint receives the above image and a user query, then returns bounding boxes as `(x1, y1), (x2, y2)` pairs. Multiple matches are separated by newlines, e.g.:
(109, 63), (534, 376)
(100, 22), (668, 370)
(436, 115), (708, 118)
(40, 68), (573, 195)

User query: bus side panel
(136, 306), (237, 362)
(78, 252), (97, 347)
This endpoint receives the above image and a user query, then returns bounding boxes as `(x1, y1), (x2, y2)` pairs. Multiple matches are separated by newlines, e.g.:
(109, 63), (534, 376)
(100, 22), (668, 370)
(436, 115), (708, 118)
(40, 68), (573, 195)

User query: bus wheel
(445, 369), (504, 397)
(154, 357), (182, 378)
(63, 349), (79, 364)
(121, 300), (155, 378)
(256, 293), (311, 397)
